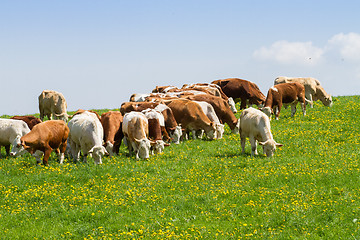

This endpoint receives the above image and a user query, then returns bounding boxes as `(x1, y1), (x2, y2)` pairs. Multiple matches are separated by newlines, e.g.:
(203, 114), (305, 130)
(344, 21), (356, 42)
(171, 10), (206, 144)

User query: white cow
(122, 112), (152, 159)
(0, 119), (30, 157)
(274, 76), (333, 107)
(193, 101), (224, 139)
(67, 111), (108, 164)
(240, 107), (283, 157)
(38, 90), (69, 122)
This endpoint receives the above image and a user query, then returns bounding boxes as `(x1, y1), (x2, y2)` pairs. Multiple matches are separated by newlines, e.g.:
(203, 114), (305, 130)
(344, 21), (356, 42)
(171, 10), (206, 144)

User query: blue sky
(1, 0), (360, 115)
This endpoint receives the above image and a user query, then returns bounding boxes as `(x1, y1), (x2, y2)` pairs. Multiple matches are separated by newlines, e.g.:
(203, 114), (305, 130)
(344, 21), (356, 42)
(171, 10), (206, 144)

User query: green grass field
(1, 95), (360, 239)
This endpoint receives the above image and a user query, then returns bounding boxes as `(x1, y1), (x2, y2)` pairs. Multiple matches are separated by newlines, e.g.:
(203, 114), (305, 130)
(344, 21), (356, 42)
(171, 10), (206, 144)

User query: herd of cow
(0, 77), (333, 165)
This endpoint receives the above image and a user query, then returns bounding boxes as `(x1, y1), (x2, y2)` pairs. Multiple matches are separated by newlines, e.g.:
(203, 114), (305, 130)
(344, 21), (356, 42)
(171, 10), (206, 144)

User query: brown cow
(10, 115), (42, 130)
(262, 82), (308, 120)
(11, 120), (69, 165)
(165, 99), (216, 140)
(212, 78), (266, 110)
(182, 94), (240, 134)
(100, 111), (123, 156)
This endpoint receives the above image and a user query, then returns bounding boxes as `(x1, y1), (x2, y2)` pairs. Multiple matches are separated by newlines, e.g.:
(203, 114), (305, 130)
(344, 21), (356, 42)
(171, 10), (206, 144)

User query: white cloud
(327, 32), (360, 61)
(253, 40), (324, 66)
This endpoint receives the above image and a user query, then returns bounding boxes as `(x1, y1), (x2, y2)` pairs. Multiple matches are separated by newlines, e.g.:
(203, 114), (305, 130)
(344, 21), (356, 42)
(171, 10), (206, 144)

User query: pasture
(0, 95), (360, 239)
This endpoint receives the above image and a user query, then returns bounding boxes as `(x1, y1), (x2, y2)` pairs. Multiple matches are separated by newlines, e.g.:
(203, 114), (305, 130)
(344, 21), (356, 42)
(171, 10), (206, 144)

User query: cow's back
(0, 119), (30, 144)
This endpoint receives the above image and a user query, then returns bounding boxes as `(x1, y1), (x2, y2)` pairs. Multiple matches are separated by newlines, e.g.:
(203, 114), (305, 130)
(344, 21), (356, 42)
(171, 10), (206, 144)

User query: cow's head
(231, 119), (241, 134)
(150, 140), (170, 154)
(54, 112), (70, 122)
(259, 139), (283, 157)
(10, 139), (31, 157)
(88, 145), (108, 164)
(135, 138), (151, 159)
(104, 141), (114, 157)
(206, 123), (217, 140)
(169, 126), (182, 144)
(261, 107), (272, 119)
(9, 137), (27, 157)
(215, 123), (225, 139)
(228, 97), (237, 113)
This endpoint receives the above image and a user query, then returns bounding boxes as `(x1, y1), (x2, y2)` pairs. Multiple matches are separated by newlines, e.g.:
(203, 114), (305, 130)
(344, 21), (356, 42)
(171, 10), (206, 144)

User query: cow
(122, 111), (152, 159)
(164, 99), (216, 140)
(152, 86), (179, 93)
(240, 107), (283, 157)
(120, 102), (182, 144)
(192, 101), (224, 139)
(67, 111), (108, 164)
(212, 78), (266, 110)
(182, 94), (240, 134)
(142, 109), (170, 154)
(10, 116), (42, 130)
(274, 76), (333, 107)
(100, 111), (123, 156)
(0, 119), (30, 157)
(262, 82), (308, 120)
(38, 90), (69, 122)
(10, 120), (69, 165)
(182, 83), (237, 113)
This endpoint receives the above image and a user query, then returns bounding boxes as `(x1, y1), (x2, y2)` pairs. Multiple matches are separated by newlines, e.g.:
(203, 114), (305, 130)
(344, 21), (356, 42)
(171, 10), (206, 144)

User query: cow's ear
(276, 143), (283, 147)
(164, 143), (170, 147)
(258, 141), (265, 146)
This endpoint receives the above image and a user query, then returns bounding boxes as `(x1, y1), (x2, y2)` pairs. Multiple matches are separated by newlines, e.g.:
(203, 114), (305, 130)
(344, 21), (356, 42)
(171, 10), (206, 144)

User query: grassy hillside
(0, 96), (360, 239)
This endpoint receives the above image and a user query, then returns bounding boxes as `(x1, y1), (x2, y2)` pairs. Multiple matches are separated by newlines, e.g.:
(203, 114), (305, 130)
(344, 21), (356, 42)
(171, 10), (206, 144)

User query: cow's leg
(300, 101), (306, 116)
(42, 147), (52, 165)
(5, 145), (10, 156)
(240, 98), (247, 110)
(33, 150), (44, 164)
(249, 136), (257, 156)
(305, 92), (314, 108)
(275, 104), (282, 120)
(240, 136), (246, 154)
(291, 103), (297, 117)
(58, 140), (67, 164)
(69, 141), (80, 162)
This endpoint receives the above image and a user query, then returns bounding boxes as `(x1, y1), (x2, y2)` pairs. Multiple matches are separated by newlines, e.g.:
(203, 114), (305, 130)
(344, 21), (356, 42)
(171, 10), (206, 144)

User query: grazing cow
(274, 76), (333, 107)
(0, 119), (30, 157)
(10, 115), (42, 130)
(11, 120), (69, 165)
(165, 99), (216, 140)
(38, 90), (69, 122)
(212, 78), (266, 110)
(142, 109), (170, 154)
(68, 111), (108, 164)
(182, 83), (237, 113)
(240, 107), (283, 157)
(122, 112), (152, 159)
(262, 82), (308, 120)
(182, 94), (240, 134)
(100, 111), (123, 156)
(120, 102), (182, 144)
(192, 101), (224, 139)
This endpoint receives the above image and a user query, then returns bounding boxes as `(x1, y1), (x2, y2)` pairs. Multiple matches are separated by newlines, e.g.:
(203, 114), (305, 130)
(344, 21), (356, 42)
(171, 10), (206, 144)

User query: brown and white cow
(165, 99), (216, 140)
(11, 120), (69, 165)
(120, 102), (182, 144)
(38, 90), (69, 122)
(262, 82), (308, 120)
(10, 115), (42, 130)
(122, 112), (152, 159)
(182, 94), (240, 134)
(142, 109), (170, 154)
(182, 83), (237, 113)
(212, 78), (266, 110)
(274, 76), (332, 107)
(240, 107), (283, 157)
(100, 111), (123, 156)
